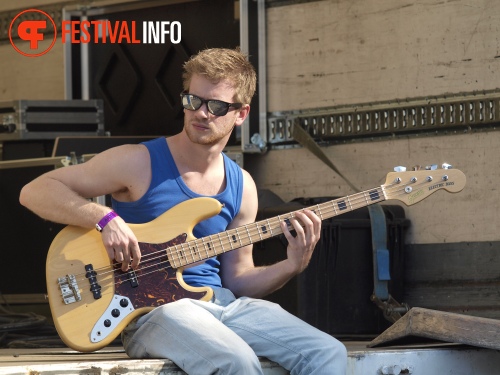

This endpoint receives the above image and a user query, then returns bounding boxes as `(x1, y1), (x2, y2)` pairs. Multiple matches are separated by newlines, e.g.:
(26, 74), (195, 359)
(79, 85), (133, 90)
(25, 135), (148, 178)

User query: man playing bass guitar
(20, 47), (347, 375)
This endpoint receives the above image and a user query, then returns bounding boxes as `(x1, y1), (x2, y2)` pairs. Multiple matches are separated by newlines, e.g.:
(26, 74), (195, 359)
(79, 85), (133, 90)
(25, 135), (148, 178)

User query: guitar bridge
(58, 274), (81, 304)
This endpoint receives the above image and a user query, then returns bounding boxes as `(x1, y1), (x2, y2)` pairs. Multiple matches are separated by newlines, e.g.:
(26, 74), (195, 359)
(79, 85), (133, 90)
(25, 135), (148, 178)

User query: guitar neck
(167, 186), (386, 268)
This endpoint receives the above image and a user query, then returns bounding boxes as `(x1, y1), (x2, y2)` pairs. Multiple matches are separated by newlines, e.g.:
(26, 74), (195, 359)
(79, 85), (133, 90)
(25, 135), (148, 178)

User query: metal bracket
(267, 89), (500, 147)
(371, 294), (410, 323)
(60, 151), (84, 167)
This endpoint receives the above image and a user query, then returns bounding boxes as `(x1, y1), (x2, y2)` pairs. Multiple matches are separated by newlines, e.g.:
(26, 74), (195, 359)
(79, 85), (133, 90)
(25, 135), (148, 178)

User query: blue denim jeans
(122, 287), (347, 375)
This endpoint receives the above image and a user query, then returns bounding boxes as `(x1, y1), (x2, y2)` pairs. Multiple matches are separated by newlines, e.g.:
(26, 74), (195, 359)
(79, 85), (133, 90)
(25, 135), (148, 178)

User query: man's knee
(301, 336), (347, 375)
(319, 338), (347, 375)
(213, 343), (263, 374)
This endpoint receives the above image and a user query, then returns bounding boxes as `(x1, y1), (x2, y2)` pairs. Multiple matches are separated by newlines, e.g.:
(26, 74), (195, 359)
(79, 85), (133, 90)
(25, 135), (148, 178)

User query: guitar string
(114, 179), (402, 270)
(71, 179), (416, 287)
(74, 183), (388, 281)
(71, 179), (420, 287)
(67, 178), (434, 299)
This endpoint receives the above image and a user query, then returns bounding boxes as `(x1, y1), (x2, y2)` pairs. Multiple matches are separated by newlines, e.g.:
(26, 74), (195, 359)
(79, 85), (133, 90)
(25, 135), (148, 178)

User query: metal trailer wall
(247, 0), (500, 245)
(243, 0), (500, 319)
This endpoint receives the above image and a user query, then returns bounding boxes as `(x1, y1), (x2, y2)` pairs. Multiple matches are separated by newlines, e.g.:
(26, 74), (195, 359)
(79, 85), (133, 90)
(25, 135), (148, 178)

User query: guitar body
(46, 197), (222, 352)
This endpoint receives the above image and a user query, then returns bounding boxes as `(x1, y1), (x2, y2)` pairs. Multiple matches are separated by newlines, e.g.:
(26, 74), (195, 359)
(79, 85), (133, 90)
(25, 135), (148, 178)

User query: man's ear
(234, 104), (250, 127)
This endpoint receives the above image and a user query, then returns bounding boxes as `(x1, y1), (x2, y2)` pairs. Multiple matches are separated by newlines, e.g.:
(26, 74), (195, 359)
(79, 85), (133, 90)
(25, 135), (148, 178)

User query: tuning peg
(394, 166), (406, 172)
(425, 164), (438, 170)
(412, 165), (421, 171)
(442, 163), (452, 169)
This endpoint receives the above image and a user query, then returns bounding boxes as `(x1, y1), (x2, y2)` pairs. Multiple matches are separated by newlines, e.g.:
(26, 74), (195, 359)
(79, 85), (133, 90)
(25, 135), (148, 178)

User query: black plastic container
(253, 194), (410, 338)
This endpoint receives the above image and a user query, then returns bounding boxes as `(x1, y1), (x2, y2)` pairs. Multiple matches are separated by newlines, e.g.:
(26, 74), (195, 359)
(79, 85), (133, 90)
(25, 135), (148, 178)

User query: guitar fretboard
(166, 186), (386, 268)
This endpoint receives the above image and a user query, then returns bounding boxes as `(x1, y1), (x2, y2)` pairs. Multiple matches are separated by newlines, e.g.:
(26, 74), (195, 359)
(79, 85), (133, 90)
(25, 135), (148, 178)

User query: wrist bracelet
(96, 211), (118, 232)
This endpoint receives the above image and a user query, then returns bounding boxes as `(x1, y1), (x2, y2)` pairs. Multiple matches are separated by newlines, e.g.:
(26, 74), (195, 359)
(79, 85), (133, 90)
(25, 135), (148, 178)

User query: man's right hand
(100, 216), (141, 271)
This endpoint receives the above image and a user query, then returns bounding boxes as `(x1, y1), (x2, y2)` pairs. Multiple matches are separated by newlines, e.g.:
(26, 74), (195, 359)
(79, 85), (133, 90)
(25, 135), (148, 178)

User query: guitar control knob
(111, 309), (120, 318)
(104, 319), (112, 328)
(120, 299), (129, 308)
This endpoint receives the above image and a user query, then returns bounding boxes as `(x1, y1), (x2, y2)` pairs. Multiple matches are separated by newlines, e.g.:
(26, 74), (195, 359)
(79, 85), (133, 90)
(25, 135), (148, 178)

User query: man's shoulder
(97, 143), (151, 173)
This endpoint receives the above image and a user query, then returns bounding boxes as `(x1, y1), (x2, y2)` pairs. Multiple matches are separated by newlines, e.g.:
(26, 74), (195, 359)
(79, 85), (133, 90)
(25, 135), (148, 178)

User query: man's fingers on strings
(120, 248), (132, 271)
(130, 242), (142, 269)
(112, 247), (124, 262)
(280, 218), (297, 240)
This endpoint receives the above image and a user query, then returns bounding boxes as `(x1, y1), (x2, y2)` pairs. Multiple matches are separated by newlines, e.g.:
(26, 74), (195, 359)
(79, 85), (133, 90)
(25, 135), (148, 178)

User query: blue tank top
(111, 137), (243, 288)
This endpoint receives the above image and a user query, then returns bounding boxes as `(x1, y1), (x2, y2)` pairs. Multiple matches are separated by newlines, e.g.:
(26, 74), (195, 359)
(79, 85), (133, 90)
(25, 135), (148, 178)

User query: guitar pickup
(127, 269), (139, 288)
(58, 274), (81, 304)
(85, 264), (102, 299)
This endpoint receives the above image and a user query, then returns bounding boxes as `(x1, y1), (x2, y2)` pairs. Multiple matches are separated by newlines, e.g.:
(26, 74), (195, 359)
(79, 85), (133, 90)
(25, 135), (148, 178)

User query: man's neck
(167, 132), (226, 172)
(167, 132), (228, 196)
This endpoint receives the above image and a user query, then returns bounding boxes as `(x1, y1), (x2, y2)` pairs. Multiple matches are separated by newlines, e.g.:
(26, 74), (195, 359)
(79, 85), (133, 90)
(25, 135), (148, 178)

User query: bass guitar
(46, 167), (466, 352)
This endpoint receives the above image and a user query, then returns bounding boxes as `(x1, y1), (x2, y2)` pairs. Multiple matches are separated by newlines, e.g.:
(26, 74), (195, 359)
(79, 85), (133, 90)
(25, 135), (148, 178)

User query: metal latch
(371, 294), (410, 323)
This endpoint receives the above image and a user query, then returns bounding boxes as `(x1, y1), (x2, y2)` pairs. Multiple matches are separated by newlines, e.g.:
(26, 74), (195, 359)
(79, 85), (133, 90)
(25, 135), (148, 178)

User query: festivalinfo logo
(9, 9), (182, 57)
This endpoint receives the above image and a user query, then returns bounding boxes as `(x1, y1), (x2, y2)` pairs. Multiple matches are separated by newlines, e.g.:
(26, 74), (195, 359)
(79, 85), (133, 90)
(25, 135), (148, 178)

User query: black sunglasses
(180, 93), (242, 116)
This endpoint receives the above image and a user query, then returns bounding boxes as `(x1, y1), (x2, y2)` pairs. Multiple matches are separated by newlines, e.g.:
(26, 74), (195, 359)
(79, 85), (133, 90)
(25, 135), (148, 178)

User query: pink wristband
(96, 211), (118, 232)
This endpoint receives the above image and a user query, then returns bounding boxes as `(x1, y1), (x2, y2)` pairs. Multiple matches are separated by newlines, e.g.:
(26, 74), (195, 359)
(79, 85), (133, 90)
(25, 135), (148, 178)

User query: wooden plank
(403, 286), (500, 320)
(0, 348), (288, 374)
(368, 307), (500, 350)
(0, 0), (65, 12)
(267, 0), (500, 112)
(405, 242), (500, 282)
(402, 242), (500, 319)
(0, 0), (138, 13)
(0, 40), (64, 101)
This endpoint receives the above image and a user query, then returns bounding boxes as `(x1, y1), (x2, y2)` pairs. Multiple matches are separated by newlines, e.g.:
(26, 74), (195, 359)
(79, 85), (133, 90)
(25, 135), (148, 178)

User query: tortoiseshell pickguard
(113, 233), (208, 308)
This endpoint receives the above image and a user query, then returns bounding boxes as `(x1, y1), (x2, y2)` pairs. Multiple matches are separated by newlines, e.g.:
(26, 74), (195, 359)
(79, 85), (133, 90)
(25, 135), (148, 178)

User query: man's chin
(185, 129), (218, 146)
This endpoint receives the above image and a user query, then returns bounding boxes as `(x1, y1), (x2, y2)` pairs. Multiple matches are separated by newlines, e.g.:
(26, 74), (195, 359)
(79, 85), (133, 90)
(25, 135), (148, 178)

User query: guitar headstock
(383, 165), (466, 206)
